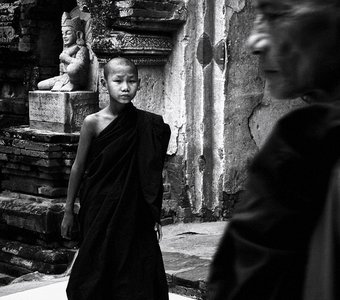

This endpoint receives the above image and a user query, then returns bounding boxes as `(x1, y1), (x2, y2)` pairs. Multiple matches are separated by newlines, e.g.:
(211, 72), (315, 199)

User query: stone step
(0, 252), (68, 274)
(0, 98), (26, 115)
(0, 238), (74, 265)
(0, 272), (15, 286)
(0, 193), (65, 235)
(1, 138), (78, 152)
(2, 176), (68, 197)
(0, 144), (76, 159)
(0, 238), (76, 276)
(0, 222), (79, 249)
(0, 261), (31, 278)
(163, 252), (209, 299)
(2, 167), (70, 181)
(0, 126), (80, 144)
(0, 152), (74, 168)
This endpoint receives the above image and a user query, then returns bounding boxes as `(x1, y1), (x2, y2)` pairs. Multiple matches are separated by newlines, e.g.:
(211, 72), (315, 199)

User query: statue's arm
(74, 46), (90, 65)
(60, 47), (89, 66)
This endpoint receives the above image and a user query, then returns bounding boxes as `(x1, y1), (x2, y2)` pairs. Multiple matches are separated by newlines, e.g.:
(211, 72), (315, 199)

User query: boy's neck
(108, 100), (129, 116)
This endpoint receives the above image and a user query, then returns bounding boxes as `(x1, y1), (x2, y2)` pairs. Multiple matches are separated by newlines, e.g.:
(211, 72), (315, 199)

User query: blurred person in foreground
(208, 0), (340, 299)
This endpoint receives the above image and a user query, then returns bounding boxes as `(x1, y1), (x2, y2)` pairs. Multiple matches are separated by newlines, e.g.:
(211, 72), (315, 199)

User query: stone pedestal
(0, 126), (79, 197)
(29, 91), (99, 133)
(0, 91), (99, 278)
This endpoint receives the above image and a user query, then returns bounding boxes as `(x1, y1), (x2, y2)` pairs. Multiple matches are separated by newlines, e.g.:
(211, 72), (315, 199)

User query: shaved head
(104, 57), (138, 80)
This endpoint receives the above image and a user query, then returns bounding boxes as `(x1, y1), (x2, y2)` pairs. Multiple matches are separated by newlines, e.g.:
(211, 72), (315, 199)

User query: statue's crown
(61, 12), (83, 32)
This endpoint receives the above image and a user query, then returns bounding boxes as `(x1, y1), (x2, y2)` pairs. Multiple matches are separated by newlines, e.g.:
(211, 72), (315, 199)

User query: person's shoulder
(277, 102), (338, 133)
(137, 109), (165, 124)
(137, 109), (170, 136)
(274, 102), (340, 146)
(81, 109), (106, 134)
(279, 102), (339, 124)
(83, 110), (100, 125)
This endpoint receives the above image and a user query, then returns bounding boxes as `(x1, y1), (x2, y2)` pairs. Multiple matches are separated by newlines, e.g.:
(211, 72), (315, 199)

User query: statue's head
(247, 0), (340, 101)
(61, 12), (85, 47)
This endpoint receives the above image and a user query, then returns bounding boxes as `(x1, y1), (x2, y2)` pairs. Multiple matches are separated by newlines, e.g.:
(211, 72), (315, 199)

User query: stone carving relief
(37, 7), (97, 92)
(76, 0), (186, 65)
(92, 31), (173, 64)
(111, 0), (187, 32)
(0, 2), (20, 49)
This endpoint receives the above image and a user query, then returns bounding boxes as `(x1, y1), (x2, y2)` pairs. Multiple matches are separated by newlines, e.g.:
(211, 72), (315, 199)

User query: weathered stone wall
(159, 0), (305, 221)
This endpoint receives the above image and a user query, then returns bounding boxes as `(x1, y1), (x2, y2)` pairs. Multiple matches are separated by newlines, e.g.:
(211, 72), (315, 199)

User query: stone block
(0, 273), (15, 286)
(1, 162), (70, 176)
(0, 98), (27, 114)
(0, 238), (72, 264)
(0, 252), (67, 274)
(0, 262), (30, 278)
(0, 114), (28, 129)
(29, 91), (99, 133)
(0, 126), (80, 144)
(2, 167), (69, 181)
(1, 177), (68, 197)
(0, 193), (65, 235)
(0, 239), (72, 274)
(112, 0), (187, 32)
(0, 153), (73, 168)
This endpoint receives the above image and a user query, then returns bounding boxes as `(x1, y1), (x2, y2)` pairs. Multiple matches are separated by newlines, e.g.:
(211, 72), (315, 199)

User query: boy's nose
(121, 81), (129, 91)
(247, 32), (271, 55)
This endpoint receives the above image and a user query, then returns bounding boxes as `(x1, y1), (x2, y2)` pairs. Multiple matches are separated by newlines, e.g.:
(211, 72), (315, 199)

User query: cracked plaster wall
(249, 89), (305, 148)
(161, 0), (305, 220)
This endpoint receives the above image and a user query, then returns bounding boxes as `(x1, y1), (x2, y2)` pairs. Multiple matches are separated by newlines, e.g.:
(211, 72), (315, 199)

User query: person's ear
(76, 31), (85, 46)
(101, 78), (107, 91)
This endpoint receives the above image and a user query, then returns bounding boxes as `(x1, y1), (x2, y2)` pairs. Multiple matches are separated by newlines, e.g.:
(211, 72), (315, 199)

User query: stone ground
(0, 221), (227, 299)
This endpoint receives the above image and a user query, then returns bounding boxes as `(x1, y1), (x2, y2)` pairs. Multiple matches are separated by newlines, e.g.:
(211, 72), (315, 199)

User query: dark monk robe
(208, 102), (340, 300)
(67, 103), (170, 300)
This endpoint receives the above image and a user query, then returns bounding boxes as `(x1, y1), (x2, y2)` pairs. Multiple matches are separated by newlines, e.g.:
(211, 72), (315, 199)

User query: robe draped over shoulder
(208, 102), (340, 300)
(67, 103), (170, 300)
(303, 160), (340, 300)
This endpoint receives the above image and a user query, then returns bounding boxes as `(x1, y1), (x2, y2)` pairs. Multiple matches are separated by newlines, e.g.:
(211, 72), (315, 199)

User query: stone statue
(37, 12), (90, 92)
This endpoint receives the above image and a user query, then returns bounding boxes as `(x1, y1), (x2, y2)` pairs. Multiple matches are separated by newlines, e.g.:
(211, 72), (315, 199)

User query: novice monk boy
(61, 57), (170, 300)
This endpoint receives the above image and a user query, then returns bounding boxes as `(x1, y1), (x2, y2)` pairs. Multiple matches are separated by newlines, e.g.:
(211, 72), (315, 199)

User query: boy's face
(248, 0), (340, 99)
(105, 63), (140, 105)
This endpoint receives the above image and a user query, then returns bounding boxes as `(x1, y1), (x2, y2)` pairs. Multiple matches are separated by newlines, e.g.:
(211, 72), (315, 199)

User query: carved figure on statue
(37, 12), (90, 92)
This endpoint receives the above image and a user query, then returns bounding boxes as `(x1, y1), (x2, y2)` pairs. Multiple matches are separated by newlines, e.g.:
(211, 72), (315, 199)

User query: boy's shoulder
(81, 108), (110, 133)
(83, 109), (104, 124)
(137, 109), (164, 124)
